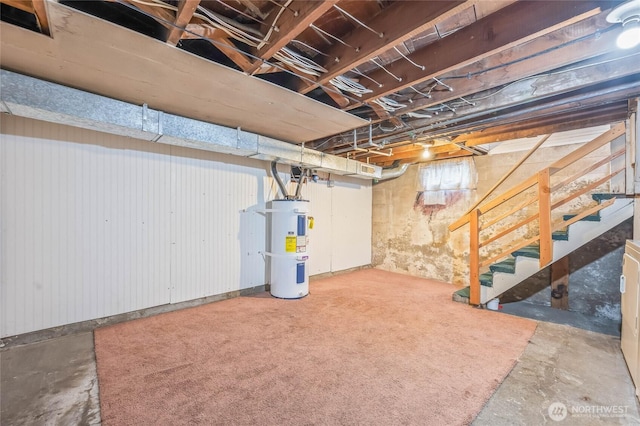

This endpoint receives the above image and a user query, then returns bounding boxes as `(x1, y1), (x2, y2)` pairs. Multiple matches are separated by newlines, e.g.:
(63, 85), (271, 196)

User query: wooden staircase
(449, 123), (632, 305)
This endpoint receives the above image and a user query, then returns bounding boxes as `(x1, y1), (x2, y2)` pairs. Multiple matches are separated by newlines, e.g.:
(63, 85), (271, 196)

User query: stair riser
(477, 200), (633, 304)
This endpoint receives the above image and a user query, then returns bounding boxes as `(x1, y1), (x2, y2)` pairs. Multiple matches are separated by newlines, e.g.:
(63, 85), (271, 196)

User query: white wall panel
(331, 177), (373, 271)
(1, 116), (372, 337)
(168, 148), (268, 303)
(302, 180), (333, 275)
(1, 116), (172, 337)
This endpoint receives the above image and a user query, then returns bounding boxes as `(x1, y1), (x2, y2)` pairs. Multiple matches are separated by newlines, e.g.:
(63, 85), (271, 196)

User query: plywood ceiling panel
(0, 2), (366, 143)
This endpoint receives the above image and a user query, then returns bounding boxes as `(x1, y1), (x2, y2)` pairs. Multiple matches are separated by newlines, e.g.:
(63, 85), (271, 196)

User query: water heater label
(285, 236), (296, 252)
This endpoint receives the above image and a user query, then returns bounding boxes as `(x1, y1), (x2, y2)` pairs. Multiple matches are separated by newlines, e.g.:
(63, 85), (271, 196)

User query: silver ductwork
(0, 70), (381, 179)
(374, 163), (411, 182)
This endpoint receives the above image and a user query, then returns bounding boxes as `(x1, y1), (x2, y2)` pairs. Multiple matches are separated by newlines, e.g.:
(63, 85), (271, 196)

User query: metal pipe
(270, 160), (290, 199)
(374, 163), (410, 182)
(294, 168), (307, 199)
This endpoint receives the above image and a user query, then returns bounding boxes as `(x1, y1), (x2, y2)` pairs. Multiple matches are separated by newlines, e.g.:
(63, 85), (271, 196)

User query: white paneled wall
(0, 116), (372, 337)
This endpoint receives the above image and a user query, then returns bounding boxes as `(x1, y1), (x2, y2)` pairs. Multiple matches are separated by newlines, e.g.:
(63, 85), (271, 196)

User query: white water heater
(268, 199), (310, 299)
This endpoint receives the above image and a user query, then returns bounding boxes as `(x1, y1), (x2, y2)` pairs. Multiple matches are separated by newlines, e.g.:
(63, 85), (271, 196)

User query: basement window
(415, 158), (477, 211)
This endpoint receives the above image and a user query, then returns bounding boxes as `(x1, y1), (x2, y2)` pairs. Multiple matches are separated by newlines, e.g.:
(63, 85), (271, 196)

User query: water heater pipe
(271, 160), (290, 199)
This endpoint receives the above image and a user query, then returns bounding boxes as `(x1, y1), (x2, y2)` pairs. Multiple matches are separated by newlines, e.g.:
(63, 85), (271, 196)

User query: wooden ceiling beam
(322, 85), (350, 108)
(246, 0), (339, 74)
(452, 101), (629, 143)
(181, 25), (255, 71)
(357, 52), (640, 146)
(32, 0), (50, 36)
(212, 36), (255, 71)
(298, 0), (473, 94)
(380, 12), (619, 118)
(366, 143), (461, 164)
(434, 82), (640, 144)
(166, 0), (201, 46)
(0, 0), (33, 14)
(456, 112), (630, 148)
(356, 1), (606, 103)
(309, 11), (619, 151)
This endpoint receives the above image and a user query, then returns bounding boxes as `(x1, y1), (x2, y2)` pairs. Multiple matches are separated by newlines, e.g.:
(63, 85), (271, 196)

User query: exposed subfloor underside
(1, 297), (639, 424)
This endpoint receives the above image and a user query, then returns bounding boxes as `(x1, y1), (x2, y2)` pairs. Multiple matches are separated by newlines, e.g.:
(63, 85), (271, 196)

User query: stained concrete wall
(372, 143), (613, 286)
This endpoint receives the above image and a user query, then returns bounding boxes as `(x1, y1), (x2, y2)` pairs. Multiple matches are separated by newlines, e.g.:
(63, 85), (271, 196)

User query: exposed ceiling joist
(327, 49), (640, 151)
(2, 0), (639, 166)
(1, 0), (33, 13)
(246, 0), (338, 74)
(354, 1), (607, 104)
(32, 0), (50, 36)
(380, 11), (620, 118)
(298, 0), (473, 94)
(166, 0), (201, 46)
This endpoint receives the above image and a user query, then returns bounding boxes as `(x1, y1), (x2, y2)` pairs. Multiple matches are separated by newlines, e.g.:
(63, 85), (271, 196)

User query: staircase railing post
(538, 168), (553, 267)
(469, 208), (481, 305)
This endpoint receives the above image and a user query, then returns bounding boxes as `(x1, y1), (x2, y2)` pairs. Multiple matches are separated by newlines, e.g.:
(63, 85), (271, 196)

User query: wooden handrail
(464, 134), (550, 216)
(550, 167), (624, 210)
(551, 198), (616, 232)
(480, 213), (539, 248)
(480, 194), (538, 230)
(550, 148), (624, 192)
(480, 235), (540, 268)
(449, 175), (537, 232)
(548, 123), (625, 172)
(465, 122), (626, 305)
(469, 209), (481, 305)
(538, 168), (553, 267)
(451, 123), (625, 233)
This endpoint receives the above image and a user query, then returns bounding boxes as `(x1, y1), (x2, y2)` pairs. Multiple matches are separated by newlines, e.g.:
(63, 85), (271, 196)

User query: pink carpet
(95, 269), (536, 425)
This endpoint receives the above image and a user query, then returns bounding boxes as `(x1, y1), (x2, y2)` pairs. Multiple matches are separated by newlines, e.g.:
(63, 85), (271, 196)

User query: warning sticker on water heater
(285, 236), (297, 253)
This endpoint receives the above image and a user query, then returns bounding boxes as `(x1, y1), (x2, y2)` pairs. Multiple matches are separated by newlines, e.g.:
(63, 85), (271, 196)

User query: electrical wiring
(372, 96), (406, 112)
(132, 0), (264, 45)
(351, 68), (383, 87)
(393, 46), (425, 71)
(333, 5), (383, 38)
(196, 5), (264, 46)
(290, 39), (329, 57)
(330, 75), (373, 97)
(310, 24), (354, 48)
(212, 0), (266, 25)
(274, 47), (327, 76)
(115, 0), (368, 107)
(370, 58), (402, 82)
(256, 0), (294, 50)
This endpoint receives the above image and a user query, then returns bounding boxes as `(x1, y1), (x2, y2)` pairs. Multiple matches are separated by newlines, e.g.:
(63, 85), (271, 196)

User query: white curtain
(417, 158), (477, 205)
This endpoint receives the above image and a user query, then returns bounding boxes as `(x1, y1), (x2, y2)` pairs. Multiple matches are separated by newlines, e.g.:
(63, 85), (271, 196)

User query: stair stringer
(479, 198), (634, 304)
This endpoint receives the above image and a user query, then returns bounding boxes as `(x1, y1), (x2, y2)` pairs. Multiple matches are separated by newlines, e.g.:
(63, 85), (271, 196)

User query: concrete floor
(0, 332), (101, 425)
(1, 320), (639, 425)
(475, 321), (640, 425)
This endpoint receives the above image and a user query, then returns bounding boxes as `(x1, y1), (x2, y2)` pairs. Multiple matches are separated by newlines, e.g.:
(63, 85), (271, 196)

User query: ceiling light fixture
(422, 149), (431, 159)
(607, 0), (640, 49)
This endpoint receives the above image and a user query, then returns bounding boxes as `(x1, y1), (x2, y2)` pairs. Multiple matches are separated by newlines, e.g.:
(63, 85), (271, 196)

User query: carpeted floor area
(94, 269), (536, 425)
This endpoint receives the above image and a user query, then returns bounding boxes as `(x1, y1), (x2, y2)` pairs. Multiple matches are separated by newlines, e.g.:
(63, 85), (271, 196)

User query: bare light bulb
(422, 149), (431, 159)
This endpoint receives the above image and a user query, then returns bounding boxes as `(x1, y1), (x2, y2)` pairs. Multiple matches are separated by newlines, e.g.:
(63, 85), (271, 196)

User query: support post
(551, 255), (569, 310)
(470, 208), (481, 305)
(538, 168), (553, 267)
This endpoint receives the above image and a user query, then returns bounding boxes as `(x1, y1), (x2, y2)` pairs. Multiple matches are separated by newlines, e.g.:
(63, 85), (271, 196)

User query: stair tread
(512, 244), (540, 259)
(490, 258), (516, 274)
(454, 287), (470, 298)
(562, 213), (601, 222)
(591, 193), (617, 202)
(480, 272), (493, 287)
(552, 228), (569, 241)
